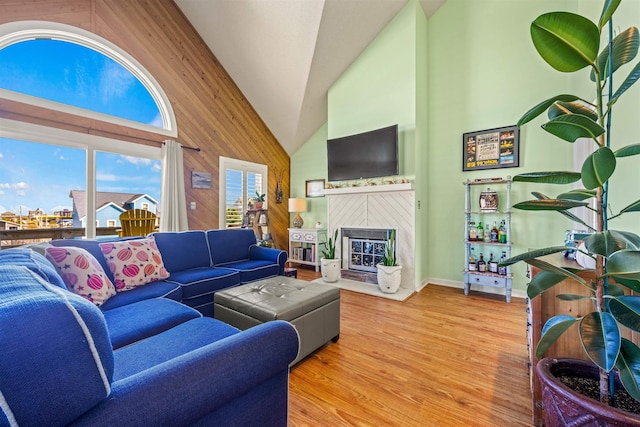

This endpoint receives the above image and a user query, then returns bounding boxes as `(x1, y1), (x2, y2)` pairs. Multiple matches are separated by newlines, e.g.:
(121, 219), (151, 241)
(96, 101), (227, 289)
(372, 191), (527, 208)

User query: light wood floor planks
(289, 268), (533, 426)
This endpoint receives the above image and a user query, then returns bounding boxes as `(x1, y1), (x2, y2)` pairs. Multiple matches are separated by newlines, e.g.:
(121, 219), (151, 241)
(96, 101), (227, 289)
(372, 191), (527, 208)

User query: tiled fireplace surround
(325, 184), (416, 292)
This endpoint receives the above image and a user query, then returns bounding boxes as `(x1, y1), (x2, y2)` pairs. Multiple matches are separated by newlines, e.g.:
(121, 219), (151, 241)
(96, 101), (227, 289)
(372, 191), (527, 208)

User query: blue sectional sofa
(0, 230), (298, 426)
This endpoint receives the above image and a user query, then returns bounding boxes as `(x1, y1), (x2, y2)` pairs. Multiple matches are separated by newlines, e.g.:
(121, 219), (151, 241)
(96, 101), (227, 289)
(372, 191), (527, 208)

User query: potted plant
(376, 230), (401, 293)
(320, 229), (340, 283)
(253, 191), (265, 210)
(501, 0), (640, 422)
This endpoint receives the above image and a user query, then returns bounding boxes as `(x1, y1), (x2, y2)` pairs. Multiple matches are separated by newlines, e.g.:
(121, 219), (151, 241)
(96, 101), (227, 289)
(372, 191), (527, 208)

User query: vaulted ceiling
(175, 0), (446, 155)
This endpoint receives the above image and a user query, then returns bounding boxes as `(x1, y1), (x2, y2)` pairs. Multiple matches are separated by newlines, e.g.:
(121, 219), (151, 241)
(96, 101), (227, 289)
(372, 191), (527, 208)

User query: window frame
(0, 21), (177, 137)
(219, 156), (267, 229)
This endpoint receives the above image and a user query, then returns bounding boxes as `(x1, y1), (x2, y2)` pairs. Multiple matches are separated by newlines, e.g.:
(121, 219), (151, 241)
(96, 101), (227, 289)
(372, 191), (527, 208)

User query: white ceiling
(175, 0), (446, 155)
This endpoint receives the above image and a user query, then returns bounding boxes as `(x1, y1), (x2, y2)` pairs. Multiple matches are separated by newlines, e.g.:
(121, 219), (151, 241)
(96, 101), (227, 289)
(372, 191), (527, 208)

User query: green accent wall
(291, 0), (640, 294)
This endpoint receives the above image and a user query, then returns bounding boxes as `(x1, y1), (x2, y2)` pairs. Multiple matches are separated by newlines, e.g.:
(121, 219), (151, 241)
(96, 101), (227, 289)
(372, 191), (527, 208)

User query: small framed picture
(191, 171), (212, 189)
(305, 179), (325, 198)
(463, 125), (520, 171)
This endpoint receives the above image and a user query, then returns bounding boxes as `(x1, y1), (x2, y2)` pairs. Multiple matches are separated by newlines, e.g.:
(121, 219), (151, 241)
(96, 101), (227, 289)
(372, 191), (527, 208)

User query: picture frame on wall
(463, 125), (520, 171)
(191, 171), (212, 189)
(305, 179), (325, 198)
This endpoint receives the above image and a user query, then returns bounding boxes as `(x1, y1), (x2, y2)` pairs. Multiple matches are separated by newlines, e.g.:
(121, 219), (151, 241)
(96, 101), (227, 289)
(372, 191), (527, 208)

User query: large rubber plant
(501, 0), (640, 404)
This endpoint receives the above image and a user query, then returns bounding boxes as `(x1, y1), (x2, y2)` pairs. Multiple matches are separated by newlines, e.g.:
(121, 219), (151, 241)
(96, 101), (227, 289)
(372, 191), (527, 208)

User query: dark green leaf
(526, 259), (588, 287)
(537, 315), (577, 358)
(548, 101), (598, 121)
(618, 199), (640, 215)
(581, 146), (616, 189)
(531, 12), (600, 72)
(607, 283), (626, 297)
(584, 230), (640, 257)
(532, 191), (595, 231)
(528, 271), (567, 299)
(514, 171), (582, 184)
(610, 296), (640, 332)
(556, 189), (597, 201)
(616, 338), (640, 402)
(607, 251), (640, 280)
(615, 144), (640, 158)
(599, 0), (622, 30)
(610, 61), (640, 105)
(513, 199), (588, 211)
(579, 311), (620, 372)
(591, 27), (639, 81)
(542, 114), (606, 142)
(556, 293), (592, 301)
(518, 94), (581, 126)
(500, 246), (570, 266)
(613, 276), (640, 293)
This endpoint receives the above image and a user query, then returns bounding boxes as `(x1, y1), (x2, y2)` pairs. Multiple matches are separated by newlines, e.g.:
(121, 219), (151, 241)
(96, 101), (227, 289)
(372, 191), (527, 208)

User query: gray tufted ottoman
(214, 276), (340, 365)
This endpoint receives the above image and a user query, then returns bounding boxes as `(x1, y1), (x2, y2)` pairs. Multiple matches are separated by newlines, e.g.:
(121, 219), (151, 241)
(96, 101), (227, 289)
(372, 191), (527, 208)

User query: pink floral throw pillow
(45, 246), (116, 307)
(98, 237), (169, 291)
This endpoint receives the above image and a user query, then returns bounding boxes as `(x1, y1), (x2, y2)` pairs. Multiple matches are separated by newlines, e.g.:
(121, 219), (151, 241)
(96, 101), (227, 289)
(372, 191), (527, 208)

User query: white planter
(321, 258), (341, 283)
(377, 264), (402, 293)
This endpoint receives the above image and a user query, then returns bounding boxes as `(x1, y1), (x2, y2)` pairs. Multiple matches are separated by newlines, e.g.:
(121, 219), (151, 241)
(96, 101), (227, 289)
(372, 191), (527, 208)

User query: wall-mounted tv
(327, 124), (398, 182)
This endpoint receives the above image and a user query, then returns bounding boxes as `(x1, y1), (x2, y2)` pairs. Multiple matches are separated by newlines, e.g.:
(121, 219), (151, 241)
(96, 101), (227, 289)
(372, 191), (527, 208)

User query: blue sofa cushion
(112, 317), (239, 380)
(0, 264), (113, 427)
(165, 267), (240, 299)
(99, 280), (181, 311)
(103, 298), (201, 349)
(151, 231), (212, 272)
(207, 229), (256, 265)
(216, 259), (280, 283)
(0, 248), (66, 289)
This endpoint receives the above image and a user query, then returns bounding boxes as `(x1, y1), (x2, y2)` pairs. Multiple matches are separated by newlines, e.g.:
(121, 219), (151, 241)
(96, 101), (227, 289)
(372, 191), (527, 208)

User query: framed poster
(463, 125), (519, 171)
(191, 171), (212, 189)
(305, 179), (325, 198)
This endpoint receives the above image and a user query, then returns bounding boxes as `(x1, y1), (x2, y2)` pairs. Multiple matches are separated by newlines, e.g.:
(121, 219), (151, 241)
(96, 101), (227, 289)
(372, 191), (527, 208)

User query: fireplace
(342, 228), (395, 273)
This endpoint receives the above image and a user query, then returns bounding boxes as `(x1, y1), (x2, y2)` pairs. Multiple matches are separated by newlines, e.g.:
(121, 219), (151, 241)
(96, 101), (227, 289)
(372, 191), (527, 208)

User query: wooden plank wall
(0, 0), (291, 248)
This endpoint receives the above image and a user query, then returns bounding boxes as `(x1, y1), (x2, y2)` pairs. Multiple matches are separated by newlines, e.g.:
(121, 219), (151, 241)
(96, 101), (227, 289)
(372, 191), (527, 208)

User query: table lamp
(288, 198), (307, 228)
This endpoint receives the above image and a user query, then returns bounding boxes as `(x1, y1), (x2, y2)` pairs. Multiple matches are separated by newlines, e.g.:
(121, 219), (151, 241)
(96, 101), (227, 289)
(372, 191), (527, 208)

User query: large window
(219, 157), (267, 229)
(0, 22), (172, 238)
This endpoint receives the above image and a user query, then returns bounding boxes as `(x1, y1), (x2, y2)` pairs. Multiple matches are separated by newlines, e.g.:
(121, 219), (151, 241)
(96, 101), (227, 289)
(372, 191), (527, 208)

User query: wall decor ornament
(305, 179), (325, 198)
(463, 125), (520, 171)
(191, 171), (211, 189)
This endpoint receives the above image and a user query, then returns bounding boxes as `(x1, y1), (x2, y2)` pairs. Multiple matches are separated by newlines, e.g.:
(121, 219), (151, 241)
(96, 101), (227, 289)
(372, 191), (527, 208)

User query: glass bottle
(468, 246), (477, 271)
(477, 253), (486, 272)
(498, 251), (507, 276)
(490, 222), (499, 242)
(499, 220), (507, 244)
(484, 223), (491, 242)
(489, 253), (498, 273)
(469, 221), (477, 241)
(476, 222), (484, 242)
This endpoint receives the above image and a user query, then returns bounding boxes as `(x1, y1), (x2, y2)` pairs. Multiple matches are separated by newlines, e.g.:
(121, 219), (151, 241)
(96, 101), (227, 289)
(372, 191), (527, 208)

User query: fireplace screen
(349, 238), (386, 273)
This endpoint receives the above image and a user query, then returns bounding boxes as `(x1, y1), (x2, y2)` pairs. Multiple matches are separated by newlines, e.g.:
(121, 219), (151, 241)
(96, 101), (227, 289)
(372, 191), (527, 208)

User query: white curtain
(160, 140), (188, 231)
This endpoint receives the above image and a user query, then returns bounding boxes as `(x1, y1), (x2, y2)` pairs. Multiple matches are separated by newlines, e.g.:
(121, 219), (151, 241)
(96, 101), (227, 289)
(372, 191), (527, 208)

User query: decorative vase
(254, 201), (263, 210)
(536, 357), (640, 426)
(275, 181), (283, 204)
(321, 258), (340, 283)
(376, 264), (401, 293)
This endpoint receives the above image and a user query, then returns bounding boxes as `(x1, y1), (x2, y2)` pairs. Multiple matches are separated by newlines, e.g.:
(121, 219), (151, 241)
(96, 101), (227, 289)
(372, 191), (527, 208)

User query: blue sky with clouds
(0, 39), (161, 214)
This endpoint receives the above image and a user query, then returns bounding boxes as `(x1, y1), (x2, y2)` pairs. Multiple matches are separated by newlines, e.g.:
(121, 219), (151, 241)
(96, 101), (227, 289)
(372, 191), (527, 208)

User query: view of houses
(0, 190), (159, 231)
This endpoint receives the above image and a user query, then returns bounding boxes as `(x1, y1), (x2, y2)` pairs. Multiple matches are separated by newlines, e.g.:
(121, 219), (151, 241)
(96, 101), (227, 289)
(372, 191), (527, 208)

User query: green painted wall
(291, 0), (640, 294)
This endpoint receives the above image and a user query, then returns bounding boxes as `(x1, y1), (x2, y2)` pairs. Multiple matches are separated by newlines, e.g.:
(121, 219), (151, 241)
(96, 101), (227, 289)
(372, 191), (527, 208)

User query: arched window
(0, 21), (175, 239)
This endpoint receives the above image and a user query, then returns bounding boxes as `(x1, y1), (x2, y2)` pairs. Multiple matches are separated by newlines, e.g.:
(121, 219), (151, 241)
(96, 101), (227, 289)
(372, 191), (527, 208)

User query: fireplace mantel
(323, 182), (414, 196)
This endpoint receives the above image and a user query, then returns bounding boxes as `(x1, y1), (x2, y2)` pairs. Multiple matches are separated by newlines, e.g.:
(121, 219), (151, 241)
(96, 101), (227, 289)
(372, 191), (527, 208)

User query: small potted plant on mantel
(500, 0), (640, 424)
(376, 230), (401, 293)
(320, 229), (340, 283)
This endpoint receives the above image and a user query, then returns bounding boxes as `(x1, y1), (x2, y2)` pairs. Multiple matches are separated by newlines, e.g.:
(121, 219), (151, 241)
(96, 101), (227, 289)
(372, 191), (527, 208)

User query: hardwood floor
(289, 267), (533, 426)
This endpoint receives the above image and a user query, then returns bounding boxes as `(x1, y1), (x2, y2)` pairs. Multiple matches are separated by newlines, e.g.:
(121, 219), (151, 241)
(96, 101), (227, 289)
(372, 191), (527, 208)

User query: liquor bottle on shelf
(499, 220), (507, 244)
(483, 223), (491, 242)
(477, 253), (486, 272)
(476, 222), (484, 242)
(490, 222), (499, 243)
(498, 251), (508, 275)
(468, 222), (477, 241)
(468, 246), (477, 271)
(489, 253), (498, 273)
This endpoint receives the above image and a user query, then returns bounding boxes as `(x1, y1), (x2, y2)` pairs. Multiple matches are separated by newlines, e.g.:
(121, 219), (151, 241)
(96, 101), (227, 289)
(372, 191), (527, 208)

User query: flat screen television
(327, 124), (398, 181)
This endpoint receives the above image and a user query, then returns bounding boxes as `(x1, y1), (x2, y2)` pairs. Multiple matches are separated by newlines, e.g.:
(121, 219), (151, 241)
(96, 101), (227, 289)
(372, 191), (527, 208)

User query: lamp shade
(288, 198), (307, 213)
